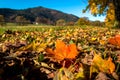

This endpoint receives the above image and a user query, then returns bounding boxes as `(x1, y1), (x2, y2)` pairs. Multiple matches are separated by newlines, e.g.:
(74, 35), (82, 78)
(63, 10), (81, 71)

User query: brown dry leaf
(47, 72), (55, 79)
(95, 72), (110, 80)
(115, 51), (120, 63)
(112, 72), (119, 80)
(81, 51), (94, 65)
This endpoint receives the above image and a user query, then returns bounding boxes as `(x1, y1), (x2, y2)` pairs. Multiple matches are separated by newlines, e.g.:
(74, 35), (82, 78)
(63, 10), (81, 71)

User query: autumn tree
(15, 16), (30, 26)
(84, 0), (120, 28)
(35, 17), (52, 24)
(76, 17), (90, 26)
(90, 20), (105, 27)
(0, 15), (5, 26)
(9, 15), (17, 22)
(56, 19), (66, 26)
(66, 21), (75, 26)
(35, 17), (41, 24)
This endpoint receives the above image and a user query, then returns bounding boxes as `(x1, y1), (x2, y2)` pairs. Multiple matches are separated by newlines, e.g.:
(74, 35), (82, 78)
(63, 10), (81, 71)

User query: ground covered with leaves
(0, 26), (120, 80)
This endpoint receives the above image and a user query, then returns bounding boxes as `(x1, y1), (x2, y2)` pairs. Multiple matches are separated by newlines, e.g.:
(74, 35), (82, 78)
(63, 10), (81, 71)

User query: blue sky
(0, 0), (105, 21)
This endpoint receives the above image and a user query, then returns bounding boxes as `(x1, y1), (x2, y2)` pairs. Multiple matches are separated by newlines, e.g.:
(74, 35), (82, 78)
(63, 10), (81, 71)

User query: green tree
(0, 15), (5, 26)
(84, 0), (120, 28)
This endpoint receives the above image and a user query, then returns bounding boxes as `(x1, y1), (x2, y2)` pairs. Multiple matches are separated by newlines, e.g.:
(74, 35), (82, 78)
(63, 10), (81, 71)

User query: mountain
(0, 6), (79, 24)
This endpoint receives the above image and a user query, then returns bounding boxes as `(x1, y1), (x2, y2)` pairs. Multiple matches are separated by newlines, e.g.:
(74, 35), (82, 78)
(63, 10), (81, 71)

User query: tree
(56, 19), (66, 26)
(84, 0), (120, 28)
(35, 17), (41, 24)
(76, 17), (90, 26)
(0, 15), (5, 26)
(66, 21), (75, 26)
(9, 15), (17, 22)
(15, 16), (30, 26)
(35, 17), (53, 25)
(90, 20), (105, 27)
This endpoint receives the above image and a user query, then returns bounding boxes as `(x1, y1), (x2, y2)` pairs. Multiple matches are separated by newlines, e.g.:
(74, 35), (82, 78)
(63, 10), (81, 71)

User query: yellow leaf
(91, 37), (97, 41)
(53, 68), (74, 80)
(90, 53), (115, 78)
(75, 66), (84, 80)
(36, 43), (47, 52)
(18, 42), (33, 51)
(99, 40), (106, 45)
(18, 41), (47, 52)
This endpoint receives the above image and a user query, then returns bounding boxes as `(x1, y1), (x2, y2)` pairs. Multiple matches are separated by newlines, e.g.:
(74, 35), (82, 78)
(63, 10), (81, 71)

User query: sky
(0, 0), (105, 21)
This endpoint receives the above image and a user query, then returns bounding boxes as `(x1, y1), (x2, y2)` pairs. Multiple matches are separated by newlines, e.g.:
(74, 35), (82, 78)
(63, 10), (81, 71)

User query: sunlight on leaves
(90, 53), (115, 78)
(46, 40), (78, 61)
(18, 41), (47, 52)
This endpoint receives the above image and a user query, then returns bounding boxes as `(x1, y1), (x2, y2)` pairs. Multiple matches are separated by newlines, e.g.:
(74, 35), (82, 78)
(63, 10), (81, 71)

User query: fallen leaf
(74, 64), (85, 80)
(18, 41), (46, 52)
(53, 68), (74, 80)
(95, 72), (110, 80)
(90, 53), (115, 78)
(46, 40), (78, 62)
(108, 34), (120, 47)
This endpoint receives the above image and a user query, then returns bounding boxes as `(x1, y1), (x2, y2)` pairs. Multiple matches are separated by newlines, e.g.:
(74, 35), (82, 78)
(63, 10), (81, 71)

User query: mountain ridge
(0, 6), (79, 24)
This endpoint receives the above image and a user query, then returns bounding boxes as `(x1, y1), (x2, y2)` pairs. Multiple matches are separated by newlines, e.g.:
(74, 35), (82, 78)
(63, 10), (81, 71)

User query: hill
(0, 6), (79, 24)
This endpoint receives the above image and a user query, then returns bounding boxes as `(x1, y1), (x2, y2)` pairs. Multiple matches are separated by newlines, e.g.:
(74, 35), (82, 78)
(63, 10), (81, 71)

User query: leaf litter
(0, 27), (120, 80)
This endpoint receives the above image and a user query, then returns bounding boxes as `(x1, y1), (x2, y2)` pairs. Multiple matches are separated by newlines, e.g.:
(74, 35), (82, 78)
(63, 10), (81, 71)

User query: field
(0, 25), (120, 80)
(0, 25), (55, 34)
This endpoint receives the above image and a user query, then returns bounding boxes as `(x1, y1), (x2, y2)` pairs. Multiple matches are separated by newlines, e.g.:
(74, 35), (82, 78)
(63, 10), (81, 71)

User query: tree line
(0, 15), (31, 26)
(0, 14), (104, 27)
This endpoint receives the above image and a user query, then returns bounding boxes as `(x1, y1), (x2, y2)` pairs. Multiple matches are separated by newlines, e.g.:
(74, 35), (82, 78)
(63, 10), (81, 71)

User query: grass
(0, 24), (81, 34)
(0, 24), (119, 34)
(0, 25), (53, 34)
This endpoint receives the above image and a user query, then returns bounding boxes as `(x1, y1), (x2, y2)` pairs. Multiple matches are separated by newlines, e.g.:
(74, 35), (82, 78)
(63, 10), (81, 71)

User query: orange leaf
(66, 44), (78, 59)
(108, 37), (117, 45)
(108, 34), (120, 47)
(46, 48), (55, 54)
(46, 40), (78, 61)
(106, 57), (115, 73)
(115, 35), (120, 46)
